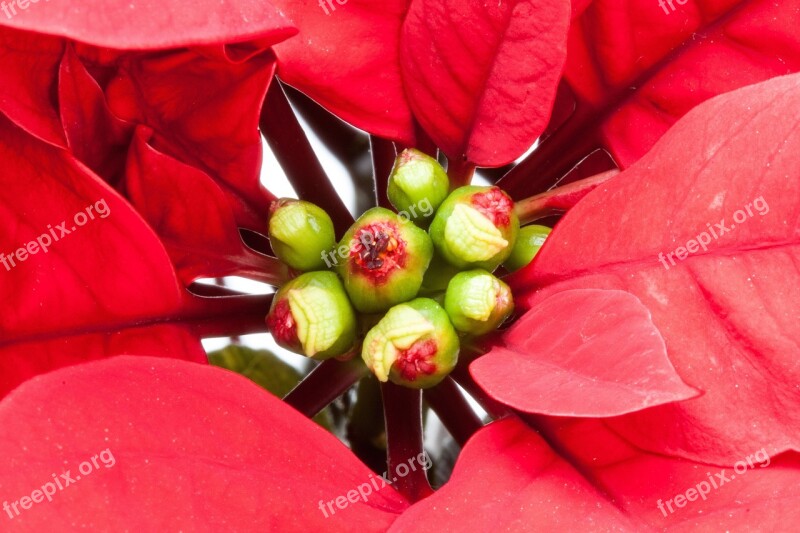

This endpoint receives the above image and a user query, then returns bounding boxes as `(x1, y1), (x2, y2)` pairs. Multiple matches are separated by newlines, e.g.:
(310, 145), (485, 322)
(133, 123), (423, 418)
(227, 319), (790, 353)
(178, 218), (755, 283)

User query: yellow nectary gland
(444, 204), (508, 262)
(287, 286), (341, 357)
(363, 305), (435, 382)
(270, 203), (308, 247)
(459, 274), (500, 322)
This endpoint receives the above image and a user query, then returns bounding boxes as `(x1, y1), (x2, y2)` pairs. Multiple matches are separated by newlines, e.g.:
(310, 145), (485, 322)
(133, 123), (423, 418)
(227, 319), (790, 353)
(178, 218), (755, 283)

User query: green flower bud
(336, 207), (433, 314)
(444, 270), (514, 335)
(268, 199), (336, 271)
(362, 298), (459, 388)
(387, 149), (450, 227)
(503, 225), (552, 272)
(429, 186), (519, 272)
(266, 271), (356, 360)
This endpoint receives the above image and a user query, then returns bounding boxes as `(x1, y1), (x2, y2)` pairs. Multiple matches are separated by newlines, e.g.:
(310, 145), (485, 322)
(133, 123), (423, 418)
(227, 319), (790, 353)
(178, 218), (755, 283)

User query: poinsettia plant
(1, 0), (799, 530)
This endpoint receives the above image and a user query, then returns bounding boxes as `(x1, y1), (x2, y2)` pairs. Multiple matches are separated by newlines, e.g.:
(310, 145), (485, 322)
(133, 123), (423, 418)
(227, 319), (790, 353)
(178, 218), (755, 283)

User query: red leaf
(125, 127), (287, 286)
(471, 289), (698, 417)
(104, 49), (276, 232)
(535, 417), (800, 529)
(565, 0), (800, 167)
(0, 0), (296, 50)
(389, 418), (639, 531)
(0, 326), (206, 398)
(0, 116), (182, 335)
(400, 0), (570, 166)
(511, 73), (800, 463)
(392, 418), (800, 530)
(0, 356), (408, 530)
(0, 28), (65, 145)
(0, 115), (267, 396)
(272, 0), (415, 145)
(59, 45), (132, 182)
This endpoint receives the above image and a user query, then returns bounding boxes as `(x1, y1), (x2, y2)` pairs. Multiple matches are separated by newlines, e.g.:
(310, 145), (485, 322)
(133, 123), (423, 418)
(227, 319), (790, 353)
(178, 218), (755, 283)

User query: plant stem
(411, 120), (438, 158)
(370, 136), (396, 209)
(216, 248), (289, 287)
(424, 377), (484, 446)
(260, 80), (354, 237)
(514, 169), (619, 224)
(449, 352), (512, 421)
(347, 377), (389, 475)
(497, 105), (600, 199)
(381, 382), (433, 502)
(447, 158), (476, 189)
(283, 358), (367, 418)
(183, 291), (273, 339)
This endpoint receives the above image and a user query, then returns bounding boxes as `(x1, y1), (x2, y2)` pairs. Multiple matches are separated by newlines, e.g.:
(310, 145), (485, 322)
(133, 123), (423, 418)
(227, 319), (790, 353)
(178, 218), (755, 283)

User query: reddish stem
(411, 121), (438, 158)
(183, 292), (273, 339)
(283, 358), (367, 418)
(231, 248), (289, 286)
(497, 105), (600, 199)
(381, 382), (434, 502)
(514, 168), (620, 224)
(206, 248), (289, 287)
(261, 81), (354, 237)
(449, 358), (511, 421)
(447, 158), (476, 189)
(424, 377), (484, 446)
(370, 136), (396, 209)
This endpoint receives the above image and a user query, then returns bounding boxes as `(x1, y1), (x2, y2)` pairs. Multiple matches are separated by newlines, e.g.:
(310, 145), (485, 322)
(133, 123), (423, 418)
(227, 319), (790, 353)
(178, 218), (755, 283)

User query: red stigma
(266, 299), (300, 350)
(398, 150), (415, 164)
(471, 188), (513, 227)
(395, 340), (438, 381)
(350, 222), (407, 283)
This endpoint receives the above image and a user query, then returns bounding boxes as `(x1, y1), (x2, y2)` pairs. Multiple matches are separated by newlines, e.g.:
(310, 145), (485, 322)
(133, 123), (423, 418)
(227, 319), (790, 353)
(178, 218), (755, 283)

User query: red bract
(0, 115), (269, 396)
(0, 28), (65, 144)
(499, 0), (800, 197)
(506, 73), (800, 464)
(393, 417), (800, 530)
(0, 0), (798, 529)
(272, 0), (415, 144)
(400, 0), (569, 166)
(565, 0), (800, 167)
(0, 2), (291, 393)
(273, 0), (569, 166)
(3, 360), (798, 530)
(0, 357), (407, 530)
(0, 0), (296, 49)
(470, 289), (698, 417)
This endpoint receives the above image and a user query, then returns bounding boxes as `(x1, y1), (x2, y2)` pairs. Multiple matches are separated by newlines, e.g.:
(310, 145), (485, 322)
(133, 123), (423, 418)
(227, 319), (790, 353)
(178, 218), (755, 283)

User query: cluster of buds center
(264, 149), (551, 388)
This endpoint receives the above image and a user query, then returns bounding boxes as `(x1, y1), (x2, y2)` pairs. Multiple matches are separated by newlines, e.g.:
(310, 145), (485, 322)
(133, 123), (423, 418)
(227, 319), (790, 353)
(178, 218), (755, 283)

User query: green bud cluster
(503, 224), (551, 272)
(265, 154), (545, 389)
(268, 199), (336, 271)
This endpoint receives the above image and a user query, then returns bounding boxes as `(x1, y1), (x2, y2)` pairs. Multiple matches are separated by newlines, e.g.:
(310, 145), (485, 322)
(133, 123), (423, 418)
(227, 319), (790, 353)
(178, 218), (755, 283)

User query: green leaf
(208, 345), (333, 430)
